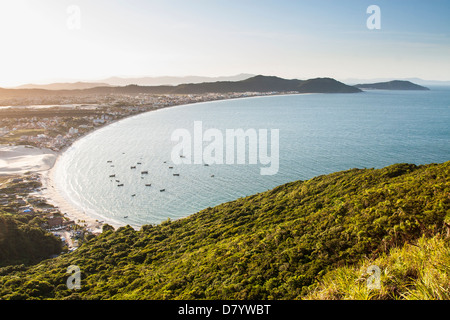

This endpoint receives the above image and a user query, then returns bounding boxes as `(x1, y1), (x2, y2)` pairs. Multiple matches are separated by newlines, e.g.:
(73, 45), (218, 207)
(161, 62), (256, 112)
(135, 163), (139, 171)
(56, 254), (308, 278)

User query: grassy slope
(305, 235), (450, 299)
(0, 161), (448, 300)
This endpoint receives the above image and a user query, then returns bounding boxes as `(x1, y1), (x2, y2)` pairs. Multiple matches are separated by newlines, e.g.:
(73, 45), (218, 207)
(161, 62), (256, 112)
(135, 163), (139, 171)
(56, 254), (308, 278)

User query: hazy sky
(0, 0), (449, 86)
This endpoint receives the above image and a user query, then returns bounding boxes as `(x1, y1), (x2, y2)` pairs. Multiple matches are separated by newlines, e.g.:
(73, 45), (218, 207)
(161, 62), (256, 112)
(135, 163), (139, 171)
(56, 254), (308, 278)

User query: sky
(0, 0), (449, 87)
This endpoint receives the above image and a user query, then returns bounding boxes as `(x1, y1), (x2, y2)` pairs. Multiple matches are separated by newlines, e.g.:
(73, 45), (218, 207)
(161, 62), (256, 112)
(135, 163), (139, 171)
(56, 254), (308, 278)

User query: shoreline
(39, 154), (124, 233)
(34, 93), (285, 232)
(30, 91), (311, 233)
(37, 109), (157, 232)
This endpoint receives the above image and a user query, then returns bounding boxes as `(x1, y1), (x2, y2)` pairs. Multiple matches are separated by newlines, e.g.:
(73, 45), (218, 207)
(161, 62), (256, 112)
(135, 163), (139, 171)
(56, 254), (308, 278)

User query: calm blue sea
(54, 87), (450, 228)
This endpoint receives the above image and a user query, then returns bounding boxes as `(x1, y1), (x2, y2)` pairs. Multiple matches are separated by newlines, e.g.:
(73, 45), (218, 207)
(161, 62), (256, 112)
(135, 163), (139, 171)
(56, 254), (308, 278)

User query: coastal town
(0, 91), (278, 151)
(0, 90), (277, 253)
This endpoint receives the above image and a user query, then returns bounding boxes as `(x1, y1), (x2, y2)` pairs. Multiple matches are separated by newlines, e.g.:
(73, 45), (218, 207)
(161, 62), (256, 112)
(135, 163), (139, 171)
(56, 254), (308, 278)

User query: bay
(54, 87), (450, 228)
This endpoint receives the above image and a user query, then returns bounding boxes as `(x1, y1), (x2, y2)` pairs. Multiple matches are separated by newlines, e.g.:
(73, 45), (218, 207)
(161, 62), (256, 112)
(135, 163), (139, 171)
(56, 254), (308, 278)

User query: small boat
(141, 171), (148, 174)
(173, 173), (180, 176)
(131, 166), (136, 169)
(117, 184), (124, 187)
(160, 189), (165, 192)
(145, 184), (152, 186)
(109, 174), (116, 178)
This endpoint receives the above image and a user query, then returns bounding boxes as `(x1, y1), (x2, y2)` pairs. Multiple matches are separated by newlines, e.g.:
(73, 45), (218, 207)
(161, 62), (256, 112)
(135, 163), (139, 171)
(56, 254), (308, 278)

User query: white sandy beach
(40, 152), (125, 232)
(0, 144), (121, 233)
(40, 165), (107, 234)
(0, 145), (57, 175)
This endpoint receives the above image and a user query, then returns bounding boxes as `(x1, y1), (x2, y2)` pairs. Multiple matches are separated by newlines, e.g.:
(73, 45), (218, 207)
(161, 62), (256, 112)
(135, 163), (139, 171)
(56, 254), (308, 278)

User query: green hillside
(0, 161), (448, 300)
(306, 234), (450, 299)
(0, 212), (62, 267)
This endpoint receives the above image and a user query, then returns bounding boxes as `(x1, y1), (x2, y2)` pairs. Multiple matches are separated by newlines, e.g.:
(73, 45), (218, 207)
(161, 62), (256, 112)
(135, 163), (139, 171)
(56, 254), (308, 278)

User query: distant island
(354, 80), (430, 91)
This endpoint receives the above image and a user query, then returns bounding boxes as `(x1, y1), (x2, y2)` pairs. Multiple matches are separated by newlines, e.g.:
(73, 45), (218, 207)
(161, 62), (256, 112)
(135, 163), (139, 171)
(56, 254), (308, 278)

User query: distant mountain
(343, 77), (450, 87)
(168, 75), (302, 94)
(0, 76), (361, 99)
(297, 78), (362, 93)
(89, 75), (361, 94)
(402, 78), (450, 87)
(100, 74), (255, 86)
(10, 74), (255, 91)
(355, 80), (430, 91)
(14, 82), (110, 91)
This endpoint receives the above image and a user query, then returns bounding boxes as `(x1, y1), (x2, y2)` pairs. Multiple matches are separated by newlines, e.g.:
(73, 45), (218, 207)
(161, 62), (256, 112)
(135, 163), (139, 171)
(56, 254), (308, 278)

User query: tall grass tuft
(306, 235), (450, 300)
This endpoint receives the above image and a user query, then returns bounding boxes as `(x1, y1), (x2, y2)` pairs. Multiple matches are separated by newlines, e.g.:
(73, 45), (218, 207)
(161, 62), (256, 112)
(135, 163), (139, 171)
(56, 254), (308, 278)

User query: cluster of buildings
(0, 174), (80, 249)
(2, 92), (270, 151)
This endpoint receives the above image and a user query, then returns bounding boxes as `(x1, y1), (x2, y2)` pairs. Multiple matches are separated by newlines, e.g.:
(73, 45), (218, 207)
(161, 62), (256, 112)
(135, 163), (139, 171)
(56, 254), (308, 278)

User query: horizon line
(3, 74), (450, 89)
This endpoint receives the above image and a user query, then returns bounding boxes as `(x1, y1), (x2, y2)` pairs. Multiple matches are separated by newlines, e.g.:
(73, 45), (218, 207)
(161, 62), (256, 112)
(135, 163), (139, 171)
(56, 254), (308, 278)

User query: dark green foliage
(0, 212), (62, 267)
(0, 162), (448, 300)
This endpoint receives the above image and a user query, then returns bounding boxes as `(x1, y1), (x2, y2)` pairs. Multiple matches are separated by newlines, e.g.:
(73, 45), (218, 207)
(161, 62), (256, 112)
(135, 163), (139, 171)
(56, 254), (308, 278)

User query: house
(0, 127), (9, 137)
(68, 127), (79, 135)
(15, 198), (27, 206)
(47, 216), (64, 228)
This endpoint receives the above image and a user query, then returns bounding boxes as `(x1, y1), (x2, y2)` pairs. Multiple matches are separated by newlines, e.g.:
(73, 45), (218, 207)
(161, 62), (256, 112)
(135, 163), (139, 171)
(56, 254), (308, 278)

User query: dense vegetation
(0, 161), (448, 300)
(0, 211), (62, 267)
(306, 234), (450, 299)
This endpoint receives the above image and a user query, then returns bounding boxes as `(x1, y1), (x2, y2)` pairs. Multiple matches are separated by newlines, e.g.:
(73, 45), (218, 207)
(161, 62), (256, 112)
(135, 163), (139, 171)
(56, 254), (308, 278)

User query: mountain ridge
(12, 74), (255, 90)
(101, 73), (255, 87)
(14, 82), (112, 91)
(0, 75), (361, 98)
(342, 77), (450, 87)
(354, 80), (430, 91)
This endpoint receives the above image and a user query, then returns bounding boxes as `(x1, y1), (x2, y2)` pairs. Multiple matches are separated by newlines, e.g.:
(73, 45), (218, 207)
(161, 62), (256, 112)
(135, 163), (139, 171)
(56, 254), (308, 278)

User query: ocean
(54, 87), (450, 228)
